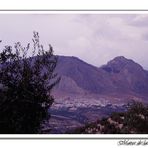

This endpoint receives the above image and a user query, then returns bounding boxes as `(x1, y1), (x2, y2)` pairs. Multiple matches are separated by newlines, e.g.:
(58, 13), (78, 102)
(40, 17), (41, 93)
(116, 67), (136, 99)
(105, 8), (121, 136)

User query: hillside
(71, 101), (148, 134)
(52, 56), (148, 105)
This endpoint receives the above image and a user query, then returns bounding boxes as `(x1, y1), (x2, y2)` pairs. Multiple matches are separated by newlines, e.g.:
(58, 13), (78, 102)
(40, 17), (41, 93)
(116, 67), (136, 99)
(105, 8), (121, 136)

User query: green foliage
(100, 118), (108, 125)
(0, 32), (60, 133)
(102, 123), (121, 134)
(72, 101), (148, 134)
(111, 112), (124, 123)
(124, 101), (148, 134)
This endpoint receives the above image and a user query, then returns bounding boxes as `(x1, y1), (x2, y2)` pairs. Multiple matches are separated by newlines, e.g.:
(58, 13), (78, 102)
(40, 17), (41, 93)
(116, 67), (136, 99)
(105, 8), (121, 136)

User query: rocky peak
(107, 56), (135, 67)
(110, 56), (128, 63)
(101, 56), (143, 74)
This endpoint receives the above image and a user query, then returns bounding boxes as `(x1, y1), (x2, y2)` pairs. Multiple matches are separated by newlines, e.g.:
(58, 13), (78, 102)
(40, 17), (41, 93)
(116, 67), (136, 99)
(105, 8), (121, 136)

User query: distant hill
(52, 56), (148, 104)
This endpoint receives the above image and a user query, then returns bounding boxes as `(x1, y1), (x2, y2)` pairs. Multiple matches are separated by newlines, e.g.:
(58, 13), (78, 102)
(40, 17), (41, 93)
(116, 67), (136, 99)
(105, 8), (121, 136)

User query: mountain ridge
(52, 55), (148, 104)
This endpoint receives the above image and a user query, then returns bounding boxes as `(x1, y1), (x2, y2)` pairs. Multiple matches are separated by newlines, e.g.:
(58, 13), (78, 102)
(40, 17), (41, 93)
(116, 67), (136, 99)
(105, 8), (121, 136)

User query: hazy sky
(0, 14), (148, 69)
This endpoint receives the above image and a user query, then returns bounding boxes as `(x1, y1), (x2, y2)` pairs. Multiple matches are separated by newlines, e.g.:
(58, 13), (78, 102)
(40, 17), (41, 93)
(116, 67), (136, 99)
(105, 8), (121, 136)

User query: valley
(42, 55), (148, 133)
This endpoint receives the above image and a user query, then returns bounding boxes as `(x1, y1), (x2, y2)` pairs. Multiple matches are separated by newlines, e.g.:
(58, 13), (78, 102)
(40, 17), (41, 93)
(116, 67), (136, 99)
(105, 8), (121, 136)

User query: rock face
(53, 55), (148, 103)
(101, 56), (148, 95)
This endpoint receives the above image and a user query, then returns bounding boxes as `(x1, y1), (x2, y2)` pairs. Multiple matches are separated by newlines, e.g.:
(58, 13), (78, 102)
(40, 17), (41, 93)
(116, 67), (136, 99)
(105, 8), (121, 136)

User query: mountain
(52, 56), (148, 105)
(48, 55), (148, 133)
(101, 56), (148, 95)
(54, 56), (112, 94)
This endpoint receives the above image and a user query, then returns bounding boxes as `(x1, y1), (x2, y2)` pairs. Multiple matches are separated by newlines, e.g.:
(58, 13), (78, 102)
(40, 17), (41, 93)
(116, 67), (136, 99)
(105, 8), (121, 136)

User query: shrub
(0, 32), (60, 133)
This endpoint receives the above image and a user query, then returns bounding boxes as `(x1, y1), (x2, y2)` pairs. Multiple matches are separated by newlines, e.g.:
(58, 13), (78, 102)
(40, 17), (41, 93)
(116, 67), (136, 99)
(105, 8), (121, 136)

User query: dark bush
(0, 32), (60, 133)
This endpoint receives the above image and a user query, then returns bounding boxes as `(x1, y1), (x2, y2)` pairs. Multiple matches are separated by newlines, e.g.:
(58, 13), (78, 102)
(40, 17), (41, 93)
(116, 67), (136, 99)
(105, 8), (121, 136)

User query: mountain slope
(55, 56), (113, 94)
(52, 56), (148, 103)
(101, 56), (148, 95)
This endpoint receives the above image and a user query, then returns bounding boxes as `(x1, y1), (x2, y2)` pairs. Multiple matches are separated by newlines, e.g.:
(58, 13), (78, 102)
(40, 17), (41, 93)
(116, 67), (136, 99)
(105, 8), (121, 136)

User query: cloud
(0, 14), (148, 70)
(129, 15), (148, 27)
